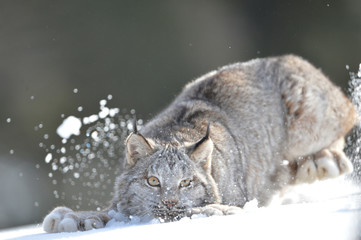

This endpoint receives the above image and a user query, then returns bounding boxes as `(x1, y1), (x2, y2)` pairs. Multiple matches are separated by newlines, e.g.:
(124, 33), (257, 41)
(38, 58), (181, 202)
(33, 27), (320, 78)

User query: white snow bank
(1, 178), (360, 240)
(1, 203), (359, 240)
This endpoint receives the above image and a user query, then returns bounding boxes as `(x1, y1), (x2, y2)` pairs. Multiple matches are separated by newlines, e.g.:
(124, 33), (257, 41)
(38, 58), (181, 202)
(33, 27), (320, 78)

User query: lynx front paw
(43, 207), (108, 233)
(187, 204), (242, 218)
(43, 207), (74, 233)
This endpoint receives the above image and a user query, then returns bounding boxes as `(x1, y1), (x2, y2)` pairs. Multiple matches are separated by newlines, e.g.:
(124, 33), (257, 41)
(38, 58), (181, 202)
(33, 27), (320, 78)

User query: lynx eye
(179, 179), (192, 188)
(147, 176), (160, 187)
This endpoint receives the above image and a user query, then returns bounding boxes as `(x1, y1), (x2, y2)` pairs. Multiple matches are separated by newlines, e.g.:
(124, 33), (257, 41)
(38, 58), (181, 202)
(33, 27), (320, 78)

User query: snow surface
(1, 178), (360, 240)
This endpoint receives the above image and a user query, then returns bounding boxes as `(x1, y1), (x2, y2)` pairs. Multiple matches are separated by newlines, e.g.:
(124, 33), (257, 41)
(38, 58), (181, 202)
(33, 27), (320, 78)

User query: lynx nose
(162, 199), (178, 210)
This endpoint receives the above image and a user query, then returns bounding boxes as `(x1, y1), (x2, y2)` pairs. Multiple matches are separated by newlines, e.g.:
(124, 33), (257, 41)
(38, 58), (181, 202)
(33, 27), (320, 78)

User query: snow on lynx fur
(43, 55), (357, 233)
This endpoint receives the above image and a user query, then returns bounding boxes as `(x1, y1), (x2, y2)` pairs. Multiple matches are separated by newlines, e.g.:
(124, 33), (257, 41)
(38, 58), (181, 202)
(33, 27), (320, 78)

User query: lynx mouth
(152, 207), (187, 222)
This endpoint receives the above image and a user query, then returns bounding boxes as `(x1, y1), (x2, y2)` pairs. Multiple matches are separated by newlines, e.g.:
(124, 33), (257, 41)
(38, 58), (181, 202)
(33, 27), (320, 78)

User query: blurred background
(0, 0), (360, 229)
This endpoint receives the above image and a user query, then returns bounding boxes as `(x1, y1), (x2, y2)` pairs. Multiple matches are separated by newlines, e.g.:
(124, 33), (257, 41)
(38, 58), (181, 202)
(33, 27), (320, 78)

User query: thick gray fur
(43, 55), (357, 233)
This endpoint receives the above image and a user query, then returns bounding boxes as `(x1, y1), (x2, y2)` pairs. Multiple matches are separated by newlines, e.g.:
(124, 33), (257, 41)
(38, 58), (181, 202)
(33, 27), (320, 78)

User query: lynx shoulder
(43, 55), (357, 233)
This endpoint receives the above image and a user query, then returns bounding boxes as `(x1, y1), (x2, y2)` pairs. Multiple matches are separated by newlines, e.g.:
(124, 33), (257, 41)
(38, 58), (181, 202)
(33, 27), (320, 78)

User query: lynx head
(115, 124), (219, 222)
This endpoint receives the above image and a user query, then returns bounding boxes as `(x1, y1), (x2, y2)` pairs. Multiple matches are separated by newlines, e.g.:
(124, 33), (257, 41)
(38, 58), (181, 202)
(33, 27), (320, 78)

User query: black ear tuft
(205, 122), (210, 138)
(133, 115), (138, 133)
(187, 123), (213, 172)
(191, 122), (211, 151)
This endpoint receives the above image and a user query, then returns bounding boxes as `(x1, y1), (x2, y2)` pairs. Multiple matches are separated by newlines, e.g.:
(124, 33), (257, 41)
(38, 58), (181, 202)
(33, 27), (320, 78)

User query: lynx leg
(43, 206), (111, 233)
(294, 138), (353, 184)
(279, 57), (357, 161)
(279, 59), (357, 184)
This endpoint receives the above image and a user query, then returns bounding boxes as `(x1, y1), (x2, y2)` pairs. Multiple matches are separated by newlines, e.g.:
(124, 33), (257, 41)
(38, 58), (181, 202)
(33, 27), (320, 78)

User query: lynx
(43, 55), (357, 233)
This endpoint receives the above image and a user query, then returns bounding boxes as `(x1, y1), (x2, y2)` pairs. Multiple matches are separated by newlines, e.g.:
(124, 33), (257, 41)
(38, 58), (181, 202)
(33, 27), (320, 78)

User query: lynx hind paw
(295, 156), (318, 184)
(315, 149), (353, 178)
(331, 150), (353, 174)
(188, 204), (242, 218)
(315, 155), (340, 180)
(295, 149), (353, 184)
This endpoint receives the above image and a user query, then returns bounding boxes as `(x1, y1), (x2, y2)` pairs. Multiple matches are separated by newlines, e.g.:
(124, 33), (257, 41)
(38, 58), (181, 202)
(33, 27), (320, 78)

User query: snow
(56, 116), (82, 139)
(82, 114), (99, 125)
(45, 153), (52, 163)
(98, 107), (110, 119)
(1, 178), (360, 240)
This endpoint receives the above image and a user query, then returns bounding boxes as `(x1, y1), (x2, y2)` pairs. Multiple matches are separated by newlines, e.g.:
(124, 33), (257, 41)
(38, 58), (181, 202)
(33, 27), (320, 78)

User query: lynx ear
(187, 124), (213, 172)
(125, 132), (154, 167)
